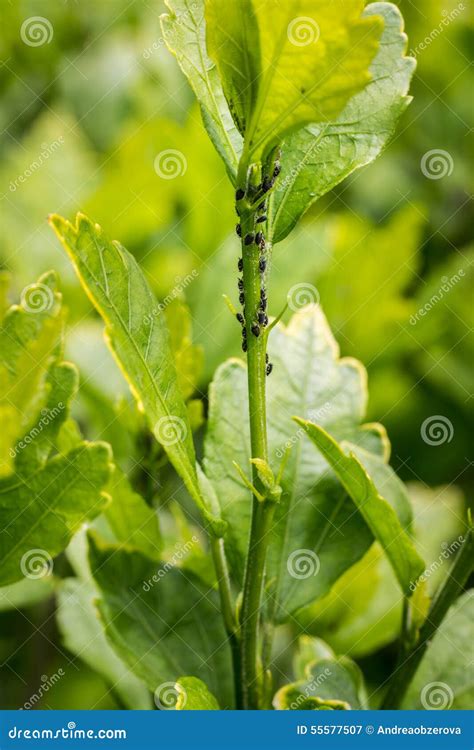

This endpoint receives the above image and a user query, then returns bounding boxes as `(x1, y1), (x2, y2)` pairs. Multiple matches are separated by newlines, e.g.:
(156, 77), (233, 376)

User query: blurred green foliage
(0, 0), (472, 709)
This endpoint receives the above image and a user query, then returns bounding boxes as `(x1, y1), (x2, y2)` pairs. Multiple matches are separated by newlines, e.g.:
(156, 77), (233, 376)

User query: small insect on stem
(255, 231), (263, 246)
(239, 291), (245, 305)
(238, 257), (243, 272)
(236, 312), (244, 325)
(236, 223), (242, 237)
(251, 323), (260, 338)
(235, 188), (245, 201)
(238, 278), (244, 291)
(256, 215), (267, 224)
(259, 258), (266, 273)
(266, 362), (273, 376)
(244, 233), (255, 245)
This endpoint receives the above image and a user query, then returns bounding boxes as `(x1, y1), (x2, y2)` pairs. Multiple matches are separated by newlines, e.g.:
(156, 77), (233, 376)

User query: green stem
(210, 537), (242, 709)
(238, 197), (273, 710)
(381, 523), (473, 709)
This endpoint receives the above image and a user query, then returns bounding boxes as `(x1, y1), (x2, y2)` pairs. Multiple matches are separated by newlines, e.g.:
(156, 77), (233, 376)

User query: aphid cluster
(234, 161), (281, 376)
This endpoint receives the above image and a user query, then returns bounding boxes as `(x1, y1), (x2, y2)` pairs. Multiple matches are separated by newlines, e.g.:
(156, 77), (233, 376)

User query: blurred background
(0, 0), (472, 708)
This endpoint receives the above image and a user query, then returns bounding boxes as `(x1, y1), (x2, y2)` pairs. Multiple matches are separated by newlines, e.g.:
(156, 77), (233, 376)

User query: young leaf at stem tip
(205, 0), (383, 159)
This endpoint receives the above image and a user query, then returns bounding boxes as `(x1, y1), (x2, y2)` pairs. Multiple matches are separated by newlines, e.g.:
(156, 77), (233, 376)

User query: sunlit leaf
(270, 3), (415, 242)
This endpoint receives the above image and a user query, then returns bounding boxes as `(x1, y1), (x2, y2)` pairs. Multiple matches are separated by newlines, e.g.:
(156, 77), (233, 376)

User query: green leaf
(49, 213), (223, 533)
(205, 0), (382, 158)
(164, 299), (204, 401)
(270, 3), (415, 242)
(0, 575), (55, 612)
(204, 304), (414, 619)
(14, 362), (78, 476)
(88, 533), (234, 708)
(205, 0), (260, 137)
(293, 419), (425, 596)
(56, 578), (152, 710)
(402, 591), (474, 710)
(273, 638), (367, 710)
(105, 468), (161, 561)
(173, 676), (220, 710)
(0, 272), (62, 475)
(160, 0), (242, 179)
(0, 443), (112, 586)
(297, 483), (466, 658)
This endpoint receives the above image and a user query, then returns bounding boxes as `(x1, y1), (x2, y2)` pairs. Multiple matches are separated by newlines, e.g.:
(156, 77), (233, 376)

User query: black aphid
(259, 258), (266, 273)
(244, 233), (255, 245)
(242, 326), (247, 337)
(239, 291), (245, 305)
(251, 323), (260, 337)
(258, 201), (267, 212)
(262, 177), (274, 193)
(273, 162), (281, 179)
(242, 339), (248, 352)
(236, 312), (244, 325)
(235, 188), (245, 201)
(257, 311), (266, 325)
(236, 223), (242, 237)
(265, 353), (269, 363)
(255, 231), (263, 246)
(256, 215), (267, 224)
(266, 362), (273, 376)
(238, 257), (243, 272)
(238, 278), (244, 291)
(259, 238), (266, 252)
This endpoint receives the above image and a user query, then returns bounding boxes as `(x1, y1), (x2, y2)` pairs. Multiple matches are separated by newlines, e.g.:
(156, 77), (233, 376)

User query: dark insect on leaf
(244, 233), (255, 245)
(266, 363), (273, 376)
(258, 201), (267, 212)
(242, 326), (247, 337)
(239, 291), (245, 305)
(273, 162), (281, 178)
(236, 223), (242, 237)
(236, 312), (244, 325)
(258, 311), (266, 325)
(261, 177), (274, 193)
(238, 257), (243, 272)
(238, 278), (244, 291)
(235, 188), (245, 201)
(242, 338), (248, 352)
(251, 323), (260, 337)
(259, 258), (266, 273)
(255, 231), (263, 246)
(256, 215), (267, 224)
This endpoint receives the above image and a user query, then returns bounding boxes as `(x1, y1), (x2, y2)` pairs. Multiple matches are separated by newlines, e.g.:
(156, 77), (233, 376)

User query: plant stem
(238, 196), (273, 709)
(381, 523), (473, 709)
(210, 537), (242, 709)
